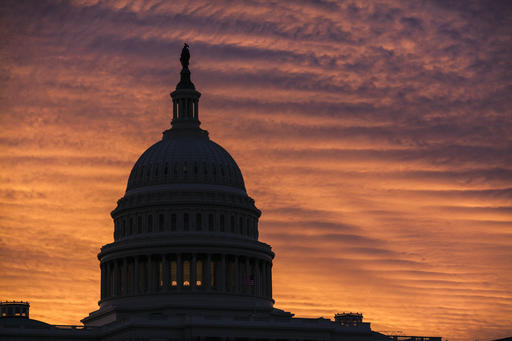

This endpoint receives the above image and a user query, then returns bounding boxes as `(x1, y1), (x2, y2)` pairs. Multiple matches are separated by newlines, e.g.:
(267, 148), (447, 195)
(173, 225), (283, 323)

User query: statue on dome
(180, 43), (190, 69)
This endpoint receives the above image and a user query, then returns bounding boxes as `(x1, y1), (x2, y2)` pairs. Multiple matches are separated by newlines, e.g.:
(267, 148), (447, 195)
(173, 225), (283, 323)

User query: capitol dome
(82, 45), (273, 326)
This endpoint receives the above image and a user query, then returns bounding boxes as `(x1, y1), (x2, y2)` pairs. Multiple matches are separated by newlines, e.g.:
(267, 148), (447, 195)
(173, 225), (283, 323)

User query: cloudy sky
(1, 0), (511, 340)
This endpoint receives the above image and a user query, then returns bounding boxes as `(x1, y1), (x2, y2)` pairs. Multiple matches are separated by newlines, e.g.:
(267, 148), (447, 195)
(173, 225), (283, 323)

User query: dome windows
(184, 213), (189, 231)
(196, 213), (202, 231)
(114, 209), (258, 241)
(220, 214), (225, 232)
(208, 214), (214, 231)
(147, 214), (153, 233)
(159, 214), (165, 232)
(171, 214), (176, 231)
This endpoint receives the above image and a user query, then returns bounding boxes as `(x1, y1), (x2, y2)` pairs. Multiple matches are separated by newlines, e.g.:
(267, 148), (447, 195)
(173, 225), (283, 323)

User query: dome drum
(111, 191), (261, 242)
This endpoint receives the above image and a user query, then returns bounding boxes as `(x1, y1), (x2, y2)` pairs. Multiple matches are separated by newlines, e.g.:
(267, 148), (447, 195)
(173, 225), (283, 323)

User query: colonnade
(173, 97), (199, 121)
(101, 253), (272, 301)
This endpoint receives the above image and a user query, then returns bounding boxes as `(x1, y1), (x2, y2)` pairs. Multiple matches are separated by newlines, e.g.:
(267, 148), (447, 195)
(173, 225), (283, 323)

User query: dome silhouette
(127, 131), (246, 193)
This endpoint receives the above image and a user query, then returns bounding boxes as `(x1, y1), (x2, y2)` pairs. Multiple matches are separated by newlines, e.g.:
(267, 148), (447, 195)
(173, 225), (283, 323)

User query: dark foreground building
(0, 47), (441, 341)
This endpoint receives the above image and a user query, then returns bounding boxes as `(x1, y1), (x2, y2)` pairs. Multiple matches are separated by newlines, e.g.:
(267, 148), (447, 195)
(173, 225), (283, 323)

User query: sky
(0, 0), (511, 340)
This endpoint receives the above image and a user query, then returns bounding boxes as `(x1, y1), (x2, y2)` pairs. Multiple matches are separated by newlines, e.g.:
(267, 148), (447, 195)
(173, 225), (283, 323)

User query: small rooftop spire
(167, 43), (202, 134)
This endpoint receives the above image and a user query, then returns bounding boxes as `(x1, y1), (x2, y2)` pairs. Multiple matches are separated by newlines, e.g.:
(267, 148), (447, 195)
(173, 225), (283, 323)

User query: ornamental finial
(176, 43), (195, 90)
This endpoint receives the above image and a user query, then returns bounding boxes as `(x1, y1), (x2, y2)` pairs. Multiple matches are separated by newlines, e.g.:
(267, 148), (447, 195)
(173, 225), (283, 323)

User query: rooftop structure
(0, 45), (442, 341)
(0, 301), (29, 319)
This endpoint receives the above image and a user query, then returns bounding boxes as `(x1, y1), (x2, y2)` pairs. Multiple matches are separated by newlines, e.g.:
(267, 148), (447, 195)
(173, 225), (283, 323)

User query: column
(268, 262), (273, 298)
(113, 261), (119, 296)
(262, 261), (267, 298)
(234, 256), (239, 293)
(173, 100), (177, 120)
(193, 99), (198, 119)
(134, 257), (139, 294)
(105, 263), (111, 297)
(191, 254), (197, 289)
(163, 255), (169, 292)
(220, 254), (226, 292)
(177, 253), (183, 290)
(121, 259), (127, 296)
(100, 264), (105, 299)
(225, 255), (231, 292)
(246, 258), (251, 295)
(148, 255), (153, 293)
(206, 254), (211, 290)
(254, 259), (260, 296)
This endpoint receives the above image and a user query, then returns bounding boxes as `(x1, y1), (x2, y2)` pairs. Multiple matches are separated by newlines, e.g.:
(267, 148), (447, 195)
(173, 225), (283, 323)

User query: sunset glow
(1, 1), (511, 340)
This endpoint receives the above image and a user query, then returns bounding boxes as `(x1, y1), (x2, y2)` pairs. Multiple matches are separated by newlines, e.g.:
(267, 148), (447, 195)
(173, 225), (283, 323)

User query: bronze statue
(180, 43), (190, 69)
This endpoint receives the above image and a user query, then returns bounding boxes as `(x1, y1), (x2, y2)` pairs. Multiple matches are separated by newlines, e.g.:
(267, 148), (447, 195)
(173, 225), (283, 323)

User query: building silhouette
(0, 46), (441, 341)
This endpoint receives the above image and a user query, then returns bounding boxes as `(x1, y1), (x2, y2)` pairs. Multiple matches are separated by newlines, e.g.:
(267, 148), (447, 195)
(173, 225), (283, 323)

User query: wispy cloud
(1, 0), (511, 340)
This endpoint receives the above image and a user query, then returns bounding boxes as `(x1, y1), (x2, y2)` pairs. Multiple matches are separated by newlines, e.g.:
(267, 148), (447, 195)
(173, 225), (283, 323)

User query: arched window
(147, 215), (153, 233)
(170, 260), (177, 287)
(220, 215), (225, 232)
(164, 162), (168, 175)
(184, 213), (189, 231)
(208, 214), (214, 231)
(183, 260), (190, 286)
(137, 216), (142, 234)
(239, 217), (244, 235)
(196, 213), (202, 231)
(171, 214), (176, 231)
(159, 214), (164, 232)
